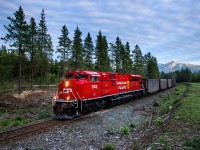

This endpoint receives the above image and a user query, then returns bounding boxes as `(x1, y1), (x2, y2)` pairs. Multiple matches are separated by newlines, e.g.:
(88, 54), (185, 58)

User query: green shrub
(152, 100), (159, 107)
(129, 122), (136, 128)
(154, 117), (164, 126)
(37, 106), (52, 119)
(132, 141), (139, 150)
(103, 142), (115, 150)
(107, 126), (114, 135)
(120, 125), (129, 135)
(184, 138), (200, 149)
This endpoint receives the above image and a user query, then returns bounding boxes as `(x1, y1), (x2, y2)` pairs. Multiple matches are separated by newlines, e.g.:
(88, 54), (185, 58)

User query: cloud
(0, 0), (200, 65)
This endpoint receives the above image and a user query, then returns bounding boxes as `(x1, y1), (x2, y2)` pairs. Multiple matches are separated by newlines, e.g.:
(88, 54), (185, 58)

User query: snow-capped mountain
(158, 61), (200, 73)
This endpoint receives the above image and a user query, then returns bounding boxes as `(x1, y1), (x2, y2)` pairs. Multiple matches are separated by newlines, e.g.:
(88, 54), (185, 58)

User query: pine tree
(57, 25), (71, 76)
(95, 31), (111, 71)
(28, 17), (37, 89)
(46, 34), (54, 87)
(109, 42), (115, 71)
(124, 42), (133, 73)
(71, 26), (84, 69)
(84, 32), (94, 70)
(144, 52), (160, 78)
(112, 37), (132, 73)
(132, 45), (145, 75)
(114, 36), (121, 72)
(119, 44), (126, 73)
(102, 36), (111, 71)
(2, 6), (28, 93)
(37, 9), (51, 85)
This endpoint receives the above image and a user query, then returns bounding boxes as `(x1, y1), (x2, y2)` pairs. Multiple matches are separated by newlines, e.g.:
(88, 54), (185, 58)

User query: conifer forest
(0, 6), (199, 93)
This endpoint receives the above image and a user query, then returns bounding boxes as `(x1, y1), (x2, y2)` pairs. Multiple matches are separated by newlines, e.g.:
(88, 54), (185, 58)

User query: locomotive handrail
(76, 92), (83, 111)
(71, 91), (77, 100)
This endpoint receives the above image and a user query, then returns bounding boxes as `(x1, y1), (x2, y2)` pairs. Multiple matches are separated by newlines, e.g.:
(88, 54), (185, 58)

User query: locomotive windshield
(66, 73), (73, 79)
(75, 74), (88, 79)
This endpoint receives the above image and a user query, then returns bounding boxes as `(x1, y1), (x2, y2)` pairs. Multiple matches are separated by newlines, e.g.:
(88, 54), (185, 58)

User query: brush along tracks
(0, 114), (96, 145)
(0, 119), (64, 145)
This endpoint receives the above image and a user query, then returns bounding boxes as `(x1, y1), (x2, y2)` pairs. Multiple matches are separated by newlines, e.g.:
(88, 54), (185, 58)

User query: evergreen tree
(95, 31), (111, 71)
(109, 42), (115, 71)
(151, 57), (160, 78)
(0, 45), (18, 84)
(71, 26), (84, 69)
(57, 25), (71, 76)
(192, 71), (200, 82)
(112, 37), (132, 73)
(119, 44), (126, 73)
(2, 6), (28, 93)
(28, 17), (37, 89)
(124, 42), (133, 73)
(84, 32), (94, 70)
(102, 36), (111, 71)
(46, 34), (54, 87)
(114, 36), (121, 72)
(144, 52), (160, 79)
(37, 9), (51, 85)
(132, 45), (145, 75)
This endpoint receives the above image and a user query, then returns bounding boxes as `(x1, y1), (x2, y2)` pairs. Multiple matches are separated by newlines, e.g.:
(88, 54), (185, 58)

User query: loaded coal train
(53, 70), (176, 119)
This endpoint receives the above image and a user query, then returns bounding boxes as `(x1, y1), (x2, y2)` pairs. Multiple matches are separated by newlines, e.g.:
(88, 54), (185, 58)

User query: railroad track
(0, 119), (64, 145)
(0, 113), (96, 145)
(0, 87), (175, 145)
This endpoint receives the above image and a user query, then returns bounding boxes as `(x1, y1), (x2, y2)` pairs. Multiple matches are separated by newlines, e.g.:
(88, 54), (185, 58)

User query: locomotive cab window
(130, 78), (140, 81)
(90, 76), (99, 82)
(75, 74), (88, 79)
(66, 73), (74, 79)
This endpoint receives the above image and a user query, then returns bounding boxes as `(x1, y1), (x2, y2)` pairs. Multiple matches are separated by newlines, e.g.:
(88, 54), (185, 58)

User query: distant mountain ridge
(158, 61), (200, 73)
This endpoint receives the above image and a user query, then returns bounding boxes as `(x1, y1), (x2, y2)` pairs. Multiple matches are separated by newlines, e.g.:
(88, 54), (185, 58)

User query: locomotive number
(92, 85), (97, 89)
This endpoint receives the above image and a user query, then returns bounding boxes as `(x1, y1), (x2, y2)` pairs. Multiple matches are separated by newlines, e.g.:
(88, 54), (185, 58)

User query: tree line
(0, 6), (160, 93)
(161, 68), (200, 83)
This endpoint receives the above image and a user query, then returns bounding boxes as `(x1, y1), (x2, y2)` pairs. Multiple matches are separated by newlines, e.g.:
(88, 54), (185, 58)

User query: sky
(0, 0), (200, 65)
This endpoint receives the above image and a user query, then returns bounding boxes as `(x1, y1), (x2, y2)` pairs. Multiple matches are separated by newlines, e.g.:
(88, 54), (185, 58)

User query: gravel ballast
(1, 88), (175, 150)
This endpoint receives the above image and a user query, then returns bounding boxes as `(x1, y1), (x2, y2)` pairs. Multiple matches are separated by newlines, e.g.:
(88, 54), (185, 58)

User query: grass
(129, 122), (136, 128)
(154, 117), (164, 126)
(158, 84), (188, 115)
(152, 82), (200, 149)
(36, 106), (52, 119)
(0, 115), (28, 130)
(183, 138), (200, 149)
(120, 125), (129, 136)
(107, 126), (115, 135)
(0, 105), (53, 131)
(175, 83), (200, 124)
(103, 142), (115, 150)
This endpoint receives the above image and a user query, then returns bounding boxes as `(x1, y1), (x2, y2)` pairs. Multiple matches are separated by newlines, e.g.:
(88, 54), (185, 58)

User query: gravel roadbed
(1, 88), (175, 150)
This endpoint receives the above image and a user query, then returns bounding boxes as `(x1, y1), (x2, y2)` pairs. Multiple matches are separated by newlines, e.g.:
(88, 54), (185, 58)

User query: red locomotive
(53, 70), (144, 119)
(53, 70), (176, 119)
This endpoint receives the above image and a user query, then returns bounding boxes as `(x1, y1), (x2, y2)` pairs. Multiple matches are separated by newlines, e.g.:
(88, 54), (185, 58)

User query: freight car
(53, 70), (175, 119)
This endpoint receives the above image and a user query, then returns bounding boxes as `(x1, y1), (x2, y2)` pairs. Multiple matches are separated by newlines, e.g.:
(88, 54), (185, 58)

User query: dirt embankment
(0, 90), (55, 110)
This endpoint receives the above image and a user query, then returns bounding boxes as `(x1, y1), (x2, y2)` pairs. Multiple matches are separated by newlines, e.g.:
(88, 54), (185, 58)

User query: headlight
(65, 81), (69, 87)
